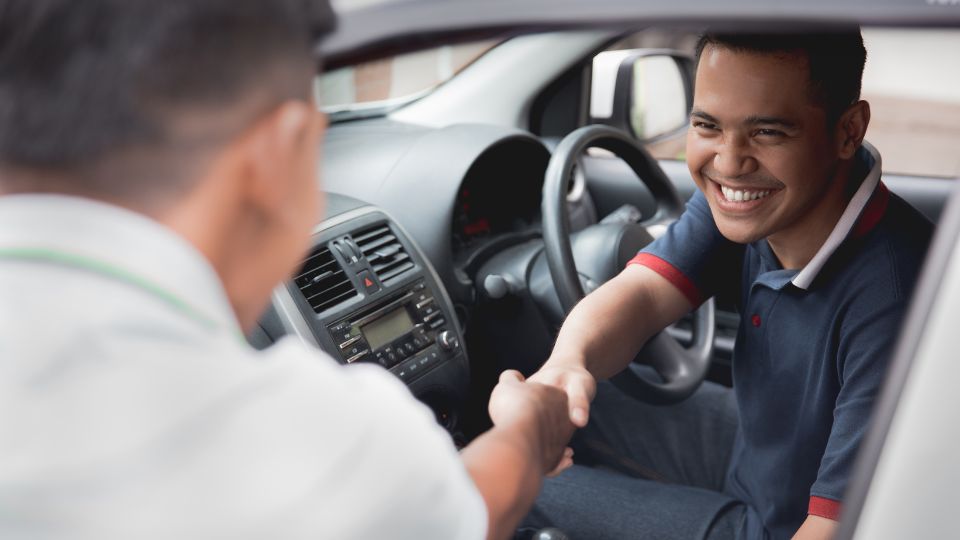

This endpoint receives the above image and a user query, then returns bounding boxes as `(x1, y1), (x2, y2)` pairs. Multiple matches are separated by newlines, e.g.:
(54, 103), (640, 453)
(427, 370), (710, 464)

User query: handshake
(460, 360), (598, 539)
(487, 363), (598, 477)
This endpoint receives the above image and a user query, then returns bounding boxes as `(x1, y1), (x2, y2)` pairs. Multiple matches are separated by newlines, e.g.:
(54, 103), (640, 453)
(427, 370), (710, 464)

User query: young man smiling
(523, 31), (933, 539)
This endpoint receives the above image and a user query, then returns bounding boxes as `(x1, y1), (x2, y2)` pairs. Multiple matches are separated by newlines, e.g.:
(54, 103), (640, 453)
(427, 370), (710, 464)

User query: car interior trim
(836, 182), (960, 539)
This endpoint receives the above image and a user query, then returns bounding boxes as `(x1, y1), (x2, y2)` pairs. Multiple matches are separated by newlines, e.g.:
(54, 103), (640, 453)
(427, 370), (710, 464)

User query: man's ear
(240, 100), (318, 219)
(835, 100), (871, 160)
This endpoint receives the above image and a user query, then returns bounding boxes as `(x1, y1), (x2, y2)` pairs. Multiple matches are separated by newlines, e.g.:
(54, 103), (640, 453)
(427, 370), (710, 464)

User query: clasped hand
(488, 365), (596, 477)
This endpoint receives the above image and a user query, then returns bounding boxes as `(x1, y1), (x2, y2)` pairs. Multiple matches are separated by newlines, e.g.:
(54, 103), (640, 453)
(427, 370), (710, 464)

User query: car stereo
(326, 278), (460, 383)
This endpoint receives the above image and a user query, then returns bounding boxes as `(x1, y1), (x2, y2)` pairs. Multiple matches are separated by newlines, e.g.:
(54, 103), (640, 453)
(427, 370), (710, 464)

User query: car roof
(319, 0), (960, 66)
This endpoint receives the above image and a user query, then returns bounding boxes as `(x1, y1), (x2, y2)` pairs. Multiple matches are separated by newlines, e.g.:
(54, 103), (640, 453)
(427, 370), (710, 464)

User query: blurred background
(316, 25), (960, 178)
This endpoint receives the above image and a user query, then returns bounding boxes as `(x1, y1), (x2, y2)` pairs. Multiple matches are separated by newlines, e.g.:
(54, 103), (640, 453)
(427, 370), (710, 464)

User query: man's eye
(692, 121), (718, 131)
(755, 128), (785, 137)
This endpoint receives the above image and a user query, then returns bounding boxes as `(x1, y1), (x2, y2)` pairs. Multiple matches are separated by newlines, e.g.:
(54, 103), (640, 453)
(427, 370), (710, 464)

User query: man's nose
(713, 134), (757, 178)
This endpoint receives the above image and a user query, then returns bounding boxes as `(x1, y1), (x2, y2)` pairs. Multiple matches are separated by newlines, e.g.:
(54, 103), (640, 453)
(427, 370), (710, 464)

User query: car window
(861, 28), (960, 178)
(316, 39), (501, 118)
(592, 28), (960, 178)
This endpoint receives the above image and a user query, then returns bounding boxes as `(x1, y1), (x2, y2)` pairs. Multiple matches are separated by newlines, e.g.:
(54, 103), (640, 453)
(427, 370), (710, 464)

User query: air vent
(354, 224), (415, 283)
(294, 246), (357, 313)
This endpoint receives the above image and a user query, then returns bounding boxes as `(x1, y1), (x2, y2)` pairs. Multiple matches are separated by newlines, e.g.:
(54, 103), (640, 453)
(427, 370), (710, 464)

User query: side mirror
(590, 49), (695, 143)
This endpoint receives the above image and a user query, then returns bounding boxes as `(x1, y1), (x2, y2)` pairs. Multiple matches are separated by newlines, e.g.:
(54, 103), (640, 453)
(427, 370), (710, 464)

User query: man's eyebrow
(689, 109), (719, 123)
(743, 115), (798, 129)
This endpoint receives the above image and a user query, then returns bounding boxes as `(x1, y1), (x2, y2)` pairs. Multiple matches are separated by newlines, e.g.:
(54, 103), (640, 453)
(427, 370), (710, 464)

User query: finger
(545, 447), (574, 477)
(498, 369), (525, 384)
(546, 455), (574, 478)
(566, 381), (592, 427)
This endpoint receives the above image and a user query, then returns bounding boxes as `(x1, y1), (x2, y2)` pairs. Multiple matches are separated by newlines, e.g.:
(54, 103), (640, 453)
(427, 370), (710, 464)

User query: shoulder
(825, 192), (932, 349)
(850, 191), (933, 303)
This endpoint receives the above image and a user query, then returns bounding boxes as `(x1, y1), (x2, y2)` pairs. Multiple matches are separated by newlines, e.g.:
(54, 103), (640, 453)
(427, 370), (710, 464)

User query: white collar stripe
(791, 142), (883, 290)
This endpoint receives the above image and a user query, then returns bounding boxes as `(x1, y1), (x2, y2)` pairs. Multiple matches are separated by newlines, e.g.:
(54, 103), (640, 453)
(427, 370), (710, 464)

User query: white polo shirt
(0, 195), (487, 540)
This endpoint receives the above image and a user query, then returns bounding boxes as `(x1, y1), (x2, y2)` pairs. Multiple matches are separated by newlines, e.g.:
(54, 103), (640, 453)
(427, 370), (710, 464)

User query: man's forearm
(547, 265), (692, 379)
(792, 515), (837, 540)
(461, 425), (546, 540)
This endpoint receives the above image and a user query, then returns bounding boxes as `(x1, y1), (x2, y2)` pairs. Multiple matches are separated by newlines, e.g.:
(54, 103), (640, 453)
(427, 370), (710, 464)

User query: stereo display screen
(361, 307), (414, 351)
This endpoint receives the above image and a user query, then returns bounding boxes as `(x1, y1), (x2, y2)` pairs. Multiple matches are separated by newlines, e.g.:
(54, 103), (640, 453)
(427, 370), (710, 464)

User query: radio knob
(437, 330), (460, 351)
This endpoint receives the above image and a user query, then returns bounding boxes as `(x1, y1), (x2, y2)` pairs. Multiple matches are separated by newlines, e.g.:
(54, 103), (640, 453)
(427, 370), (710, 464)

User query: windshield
(316, 39), (501, 121)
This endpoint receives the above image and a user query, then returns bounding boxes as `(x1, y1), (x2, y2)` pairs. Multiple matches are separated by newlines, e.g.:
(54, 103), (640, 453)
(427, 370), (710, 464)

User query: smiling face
(687, 45), (846, 249)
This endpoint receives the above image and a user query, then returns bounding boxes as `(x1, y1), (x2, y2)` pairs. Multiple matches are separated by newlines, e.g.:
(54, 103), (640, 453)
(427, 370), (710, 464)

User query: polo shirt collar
(791, 142), (886, 289)
(751, 142), (887, 292)
(0, 194), (242, 333)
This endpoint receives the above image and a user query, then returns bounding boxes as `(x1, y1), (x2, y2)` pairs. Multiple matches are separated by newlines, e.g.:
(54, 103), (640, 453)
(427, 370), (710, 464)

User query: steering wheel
(541, 124), (715, 405)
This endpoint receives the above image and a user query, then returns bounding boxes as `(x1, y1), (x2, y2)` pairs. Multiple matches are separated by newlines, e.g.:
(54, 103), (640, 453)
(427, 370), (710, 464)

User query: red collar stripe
(852, 182), (890, 240)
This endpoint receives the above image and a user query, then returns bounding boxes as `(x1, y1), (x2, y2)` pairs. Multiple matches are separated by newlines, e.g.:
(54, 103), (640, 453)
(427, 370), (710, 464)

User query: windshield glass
(316, 39), (501, 120)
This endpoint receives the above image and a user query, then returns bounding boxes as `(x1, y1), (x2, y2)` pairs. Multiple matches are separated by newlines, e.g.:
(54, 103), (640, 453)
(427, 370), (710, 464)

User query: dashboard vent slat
(355, 224), (415, 283)
(294, 246), (357, 313)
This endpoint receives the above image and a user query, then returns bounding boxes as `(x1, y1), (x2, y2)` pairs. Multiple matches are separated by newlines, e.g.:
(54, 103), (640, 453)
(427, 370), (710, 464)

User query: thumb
(499, 369), (526, 384)
(566, 380), (592, 428)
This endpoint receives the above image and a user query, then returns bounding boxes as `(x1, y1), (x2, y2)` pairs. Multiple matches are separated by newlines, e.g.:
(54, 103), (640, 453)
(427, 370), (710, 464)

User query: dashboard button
(339, 335), (361, 349)
(437, 330), (460, 351)
(345, 350), (368, 364)
(358, 270), (380, 294)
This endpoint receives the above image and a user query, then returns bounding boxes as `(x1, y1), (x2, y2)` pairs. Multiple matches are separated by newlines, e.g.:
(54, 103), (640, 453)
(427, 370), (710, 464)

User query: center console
(271, 201), (469, 432)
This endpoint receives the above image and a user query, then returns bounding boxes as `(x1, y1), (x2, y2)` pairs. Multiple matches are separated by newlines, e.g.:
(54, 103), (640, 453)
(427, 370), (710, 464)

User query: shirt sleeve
(809, 300), (908, 520)
(628, 190), (743, 308)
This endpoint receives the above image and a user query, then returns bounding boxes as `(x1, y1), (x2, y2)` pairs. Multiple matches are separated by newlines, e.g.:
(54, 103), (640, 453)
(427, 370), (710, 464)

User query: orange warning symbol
(364, 277), (374, 287)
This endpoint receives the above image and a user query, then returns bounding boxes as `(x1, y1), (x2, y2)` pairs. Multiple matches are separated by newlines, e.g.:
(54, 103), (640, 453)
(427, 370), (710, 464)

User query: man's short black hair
(0, 0), (335, 201)
(695, 29), (867, 125)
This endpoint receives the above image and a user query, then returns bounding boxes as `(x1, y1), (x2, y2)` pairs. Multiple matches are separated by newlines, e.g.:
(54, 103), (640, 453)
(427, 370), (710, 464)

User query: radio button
(428, 317), (446, 330)
(339, 335), (362, 350)
(346, 350), (369, 364)
(415, 297), (434, 310)
(437, 330), (460, 352)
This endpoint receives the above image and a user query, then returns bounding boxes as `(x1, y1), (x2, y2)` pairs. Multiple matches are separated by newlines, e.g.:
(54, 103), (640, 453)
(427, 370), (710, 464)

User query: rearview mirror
(590, 49), (694, 143)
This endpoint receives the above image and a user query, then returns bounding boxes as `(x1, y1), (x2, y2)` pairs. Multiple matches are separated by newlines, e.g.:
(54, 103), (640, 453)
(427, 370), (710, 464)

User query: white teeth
(720, 185), (772, 203)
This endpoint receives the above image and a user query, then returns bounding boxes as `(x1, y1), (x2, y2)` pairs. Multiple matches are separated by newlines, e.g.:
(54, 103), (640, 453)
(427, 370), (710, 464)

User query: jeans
(519, 379), (750, 540)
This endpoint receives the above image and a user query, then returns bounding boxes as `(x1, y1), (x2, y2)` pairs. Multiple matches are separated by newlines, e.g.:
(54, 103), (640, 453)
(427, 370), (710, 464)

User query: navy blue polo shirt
(629, 146), (933, 539)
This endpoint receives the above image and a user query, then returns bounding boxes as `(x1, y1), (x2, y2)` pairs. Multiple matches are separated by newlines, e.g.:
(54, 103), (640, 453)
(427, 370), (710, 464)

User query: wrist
(543, 351), (589, 372)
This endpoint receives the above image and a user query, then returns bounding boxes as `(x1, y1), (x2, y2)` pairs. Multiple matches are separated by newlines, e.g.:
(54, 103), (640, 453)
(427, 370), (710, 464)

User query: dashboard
(451, 141), (548, 255)
(248, 122), (558, 439)
(255, 195), (471, 437)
